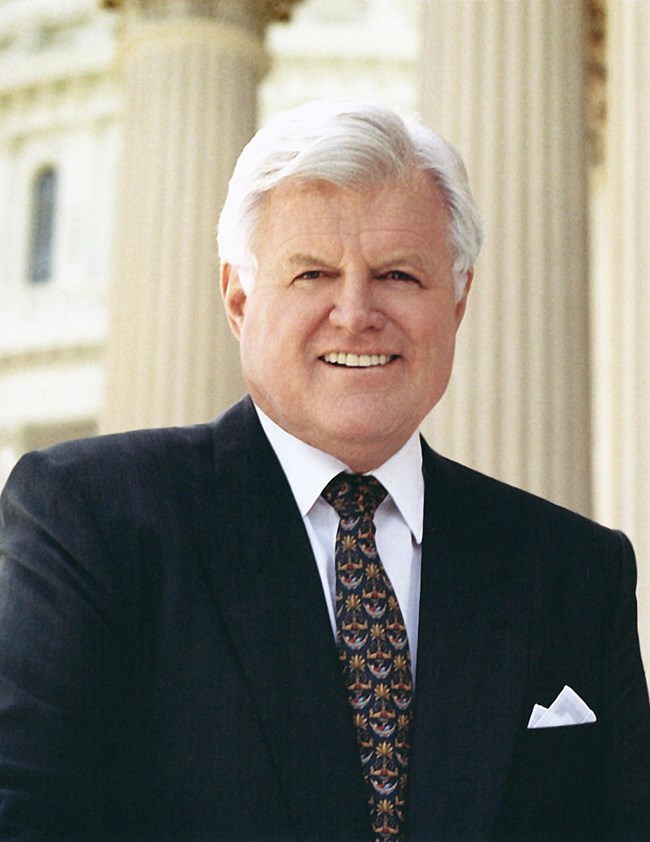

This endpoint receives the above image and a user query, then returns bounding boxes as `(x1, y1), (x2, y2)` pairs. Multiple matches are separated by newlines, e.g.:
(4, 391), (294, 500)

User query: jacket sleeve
(601, 531), (650, 838)
(0, 449), (137, 840)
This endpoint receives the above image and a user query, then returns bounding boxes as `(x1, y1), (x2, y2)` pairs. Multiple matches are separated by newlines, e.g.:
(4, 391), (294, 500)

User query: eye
(294, 269), (325, 281)
(380, 270), (419, 284)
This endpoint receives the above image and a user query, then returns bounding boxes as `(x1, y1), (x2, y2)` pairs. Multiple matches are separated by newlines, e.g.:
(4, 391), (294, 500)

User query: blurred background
(1, 0), (649, 661)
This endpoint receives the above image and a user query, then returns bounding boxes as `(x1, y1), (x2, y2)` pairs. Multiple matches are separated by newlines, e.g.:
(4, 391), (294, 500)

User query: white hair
(217, 97), (483, 301)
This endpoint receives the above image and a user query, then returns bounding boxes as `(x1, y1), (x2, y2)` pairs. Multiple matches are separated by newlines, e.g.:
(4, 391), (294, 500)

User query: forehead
(253, 172), (451, 261)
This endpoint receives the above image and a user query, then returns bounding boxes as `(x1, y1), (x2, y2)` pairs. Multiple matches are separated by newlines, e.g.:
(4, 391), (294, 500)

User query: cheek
(239, 304), (303, 375)
(238, 313), (270, 375)
(409, 317), (459, 385)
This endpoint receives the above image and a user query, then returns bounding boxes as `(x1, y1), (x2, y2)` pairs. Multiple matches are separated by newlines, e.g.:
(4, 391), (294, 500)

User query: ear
(221, 263), (248, 339)
(454, 269), (474, 329)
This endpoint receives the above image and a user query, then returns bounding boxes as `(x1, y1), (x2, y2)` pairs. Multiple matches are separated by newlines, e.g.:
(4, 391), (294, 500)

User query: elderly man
(1, 98), (649, 841)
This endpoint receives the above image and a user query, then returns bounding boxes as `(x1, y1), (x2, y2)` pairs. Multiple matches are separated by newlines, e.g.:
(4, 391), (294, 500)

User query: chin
(319, 418), (405, 451)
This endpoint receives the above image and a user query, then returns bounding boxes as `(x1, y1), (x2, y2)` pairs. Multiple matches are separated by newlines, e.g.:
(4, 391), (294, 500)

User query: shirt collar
(255, 405), (424, 544)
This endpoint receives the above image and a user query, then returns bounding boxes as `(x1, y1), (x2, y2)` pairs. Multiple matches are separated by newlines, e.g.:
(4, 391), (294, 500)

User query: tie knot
(322, 472), (387, 520)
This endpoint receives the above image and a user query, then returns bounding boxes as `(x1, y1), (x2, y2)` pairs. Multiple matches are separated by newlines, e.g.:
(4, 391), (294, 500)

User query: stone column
(101, 0), (300, 432)
(419, 0), (592, 517)
(593, 0), (650, 661)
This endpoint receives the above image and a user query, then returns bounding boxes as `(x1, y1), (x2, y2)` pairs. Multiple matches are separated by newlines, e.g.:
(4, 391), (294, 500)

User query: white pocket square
(527, 685), (597, 729)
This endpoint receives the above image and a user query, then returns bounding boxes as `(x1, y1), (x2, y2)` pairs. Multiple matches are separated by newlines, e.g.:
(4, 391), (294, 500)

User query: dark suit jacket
(0, 396), (649, 841)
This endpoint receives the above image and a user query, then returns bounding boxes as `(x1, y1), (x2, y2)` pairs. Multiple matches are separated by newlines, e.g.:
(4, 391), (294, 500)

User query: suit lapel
(199, 399), (371, 840)
(408, 445), (530, 840)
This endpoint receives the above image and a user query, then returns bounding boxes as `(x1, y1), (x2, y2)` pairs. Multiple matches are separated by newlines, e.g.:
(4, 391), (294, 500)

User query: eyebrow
(374, 254), (430, 275)
(287, 252), (431, 274)
(287, 253), (337, 269)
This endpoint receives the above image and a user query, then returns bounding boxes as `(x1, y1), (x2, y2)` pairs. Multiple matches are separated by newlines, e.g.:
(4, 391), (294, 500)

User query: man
(0, 98), (648, 841)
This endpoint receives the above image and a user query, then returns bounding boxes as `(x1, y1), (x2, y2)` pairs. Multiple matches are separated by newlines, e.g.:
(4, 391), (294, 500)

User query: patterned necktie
(322, 472), (414, 842)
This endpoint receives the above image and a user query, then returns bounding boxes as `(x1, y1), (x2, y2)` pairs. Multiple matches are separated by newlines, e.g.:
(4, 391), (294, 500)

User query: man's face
(222, 172), (471, 472)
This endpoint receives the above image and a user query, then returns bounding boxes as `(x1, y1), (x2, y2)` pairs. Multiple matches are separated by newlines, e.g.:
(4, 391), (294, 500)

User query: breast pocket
(523, 720), (600, 795)
(492, 722), (604, 841)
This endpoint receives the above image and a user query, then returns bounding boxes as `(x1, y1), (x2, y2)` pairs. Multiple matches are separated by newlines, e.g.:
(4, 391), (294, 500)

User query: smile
(321, 353), (396, 368)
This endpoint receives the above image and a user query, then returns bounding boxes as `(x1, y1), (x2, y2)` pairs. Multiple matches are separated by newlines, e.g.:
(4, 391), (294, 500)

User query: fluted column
(593, 0), (650, 660)
(101, 0), (300, 432)
(419, 0), (592, 517)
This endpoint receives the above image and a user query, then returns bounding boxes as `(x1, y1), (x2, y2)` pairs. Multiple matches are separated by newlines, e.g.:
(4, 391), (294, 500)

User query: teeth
(323, 353), (391, 368)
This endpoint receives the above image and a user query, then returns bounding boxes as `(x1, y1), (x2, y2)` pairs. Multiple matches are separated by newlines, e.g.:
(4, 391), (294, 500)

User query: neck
(302, 434), (411, 474)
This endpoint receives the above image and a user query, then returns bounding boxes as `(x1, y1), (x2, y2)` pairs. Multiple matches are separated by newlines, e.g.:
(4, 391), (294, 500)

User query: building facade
(1, 0), (648, 660)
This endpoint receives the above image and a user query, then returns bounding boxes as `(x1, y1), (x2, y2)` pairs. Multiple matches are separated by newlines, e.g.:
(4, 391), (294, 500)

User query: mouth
(320, 352), (398, 368)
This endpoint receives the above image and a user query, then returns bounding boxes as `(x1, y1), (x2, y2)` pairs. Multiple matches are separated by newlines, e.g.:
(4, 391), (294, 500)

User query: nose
(328, 275), (386, 334)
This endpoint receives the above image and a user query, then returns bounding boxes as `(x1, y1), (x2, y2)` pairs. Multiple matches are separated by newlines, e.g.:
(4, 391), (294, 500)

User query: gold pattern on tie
(322, 473), (414, 841)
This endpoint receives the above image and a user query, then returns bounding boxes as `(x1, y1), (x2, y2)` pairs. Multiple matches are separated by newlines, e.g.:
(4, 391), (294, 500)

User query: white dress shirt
(256, 406), (424, 677)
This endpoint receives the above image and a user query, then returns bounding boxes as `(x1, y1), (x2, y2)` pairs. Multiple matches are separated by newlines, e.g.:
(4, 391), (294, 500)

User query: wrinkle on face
(222, 173), (471, 472)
